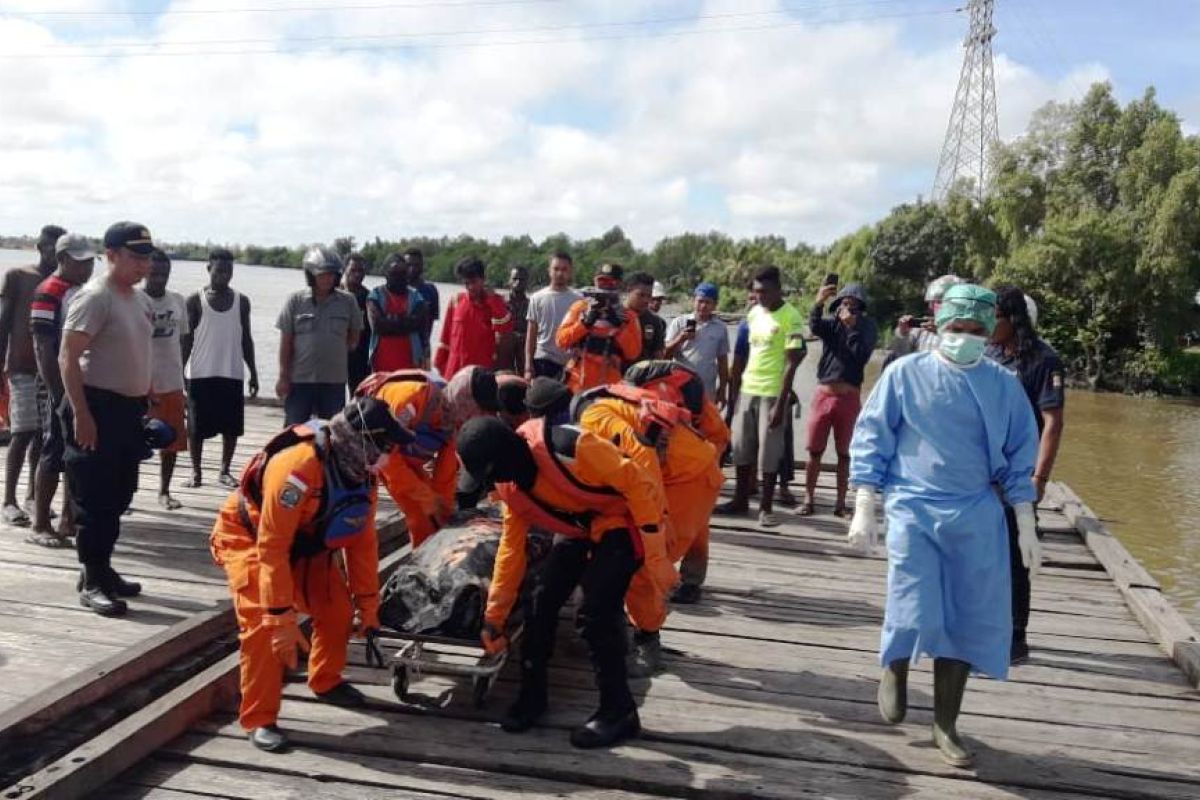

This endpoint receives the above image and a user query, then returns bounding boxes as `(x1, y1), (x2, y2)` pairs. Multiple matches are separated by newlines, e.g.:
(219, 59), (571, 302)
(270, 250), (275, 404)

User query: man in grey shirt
(523, 251), (581, 382)
(665, 281), (729, 405)
(276, 246), (363, 426)
(60, 221), (155, 617)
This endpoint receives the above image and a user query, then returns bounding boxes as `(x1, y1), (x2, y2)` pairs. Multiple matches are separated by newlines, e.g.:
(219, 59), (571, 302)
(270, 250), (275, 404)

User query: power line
(0, 0), (564, 17)
(0, 4), (957, 59)
(14, 1), (920, 52)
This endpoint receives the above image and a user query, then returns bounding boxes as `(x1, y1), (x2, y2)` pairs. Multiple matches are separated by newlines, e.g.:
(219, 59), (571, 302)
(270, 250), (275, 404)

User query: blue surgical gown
(850, 352), (1039, 679)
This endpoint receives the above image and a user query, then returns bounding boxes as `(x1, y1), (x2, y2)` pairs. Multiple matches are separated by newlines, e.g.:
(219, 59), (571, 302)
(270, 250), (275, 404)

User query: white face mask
(938, 332), (988, 366)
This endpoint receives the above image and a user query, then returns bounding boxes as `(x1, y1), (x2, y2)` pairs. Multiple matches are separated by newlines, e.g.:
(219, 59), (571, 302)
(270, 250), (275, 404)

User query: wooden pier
(1, 404), (1198, 799)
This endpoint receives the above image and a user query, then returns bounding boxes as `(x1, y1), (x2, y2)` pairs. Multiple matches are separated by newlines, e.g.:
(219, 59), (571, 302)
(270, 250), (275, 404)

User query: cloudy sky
(0, 0), (1196, 248)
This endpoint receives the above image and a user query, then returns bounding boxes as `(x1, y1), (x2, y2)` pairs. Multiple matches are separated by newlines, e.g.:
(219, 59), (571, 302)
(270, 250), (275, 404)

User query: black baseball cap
(103, 221), (155, 255)
(598, 262), (624, 281)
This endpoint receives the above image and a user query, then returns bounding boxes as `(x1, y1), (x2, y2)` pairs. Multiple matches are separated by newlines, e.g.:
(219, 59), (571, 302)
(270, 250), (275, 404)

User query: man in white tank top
(181, 249), (259, 488)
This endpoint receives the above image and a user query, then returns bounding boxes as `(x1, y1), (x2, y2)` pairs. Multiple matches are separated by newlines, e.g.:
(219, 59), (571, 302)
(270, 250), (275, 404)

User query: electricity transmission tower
(932, 0), (999, 202)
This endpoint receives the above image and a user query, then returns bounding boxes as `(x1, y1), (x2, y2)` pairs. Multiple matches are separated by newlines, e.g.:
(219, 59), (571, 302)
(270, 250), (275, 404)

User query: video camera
(582, 287), (621, 308)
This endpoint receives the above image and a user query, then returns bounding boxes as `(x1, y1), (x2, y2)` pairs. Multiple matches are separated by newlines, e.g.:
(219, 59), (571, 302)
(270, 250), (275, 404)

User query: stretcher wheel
(391, 666), (409, 702)
(472, 675), (491, 709)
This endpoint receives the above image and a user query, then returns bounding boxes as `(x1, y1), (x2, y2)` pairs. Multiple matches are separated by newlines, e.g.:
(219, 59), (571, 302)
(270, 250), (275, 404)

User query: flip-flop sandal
(217, 472), (239, 488)
(26, 530), (71, 548)
(181, 476), (203, 488)
(2, 505), (31, 527)
(797, 502), (815, 517)
(832, 506), (850, 519)
(777, 492), (799, 509)
(158, 494), (183, 511)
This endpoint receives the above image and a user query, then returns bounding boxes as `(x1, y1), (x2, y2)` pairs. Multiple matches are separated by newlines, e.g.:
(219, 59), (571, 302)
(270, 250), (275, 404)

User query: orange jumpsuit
(555, 299), (643, 393)
(370, 379), (457, 548)
(578, 396), (726, 632)
(210, 441), (380, 731)
(485, 429), (665, 633)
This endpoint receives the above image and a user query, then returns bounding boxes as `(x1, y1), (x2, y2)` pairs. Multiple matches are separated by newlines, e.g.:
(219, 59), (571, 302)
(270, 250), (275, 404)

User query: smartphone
(685, 318), (697, 332)
(823, 272), (839, 287)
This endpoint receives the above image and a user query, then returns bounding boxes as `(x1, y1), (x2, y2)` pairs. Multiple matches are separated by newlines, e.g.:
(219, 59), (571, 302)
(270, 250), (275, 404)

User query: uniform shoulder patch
(1050, 372), (1064, 388)
(279, 472), (310, 509)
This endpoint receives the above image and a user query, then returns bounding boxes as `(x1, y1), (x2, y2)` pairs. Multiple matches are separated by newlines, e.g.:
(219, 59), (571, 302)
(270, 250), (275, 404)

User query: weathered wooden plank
(118, 754), (664, 800)
(3, 652), (242, 800)
(0, 604), (233, 749)
(185, 716), (1088, 800)
(1048, 482), (1200, 689)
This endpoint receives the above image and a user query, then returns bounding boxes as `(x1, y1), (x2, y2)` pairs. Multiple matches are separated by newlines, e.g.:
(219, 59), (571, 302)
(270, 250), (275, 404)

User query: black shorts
(188, 377), (245, 440)
(40, 395), (69, 474)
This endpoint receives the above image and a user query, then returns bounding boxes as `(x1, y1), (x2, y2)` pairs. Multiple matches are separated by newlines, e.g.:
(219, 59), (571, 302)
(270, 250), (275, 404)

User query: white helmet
(925, 274), (965, 304)
(651, 281), (667, 300)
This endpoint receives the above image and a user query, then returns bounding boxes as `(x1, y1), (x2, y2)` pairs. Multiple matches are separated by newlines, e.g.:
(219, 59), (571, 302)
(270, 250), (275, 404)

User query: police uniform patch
(279, 485), (303, 508)
(1051, 372), (1063, 388)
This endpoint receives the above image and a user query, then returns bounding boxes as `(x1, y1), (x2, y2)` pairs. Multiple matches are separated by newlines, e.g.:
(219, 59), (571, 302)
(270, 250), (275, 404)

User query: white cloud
(0, 0), (1117, 248)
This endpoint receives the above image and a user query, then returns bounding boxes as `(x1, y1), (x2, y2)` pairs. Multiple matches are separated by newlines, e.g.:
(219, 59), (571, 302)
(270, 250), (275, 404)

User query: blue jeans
(284, 382), (346, 426)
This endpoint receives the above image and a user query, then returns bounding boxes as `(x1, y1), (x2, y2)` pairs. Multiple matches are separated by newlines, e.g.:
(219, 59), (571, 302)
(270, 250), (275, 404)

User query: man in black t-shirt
(987, 287), (1066, 665)
(625, 272), (665, 361)
(343, 252), (371, 393)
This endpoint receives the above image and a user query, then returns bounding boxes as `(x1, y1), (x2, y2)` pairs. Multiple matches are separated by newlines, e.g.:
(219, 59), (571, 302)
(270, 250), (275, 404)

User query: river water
(3, 250), (1198, 625)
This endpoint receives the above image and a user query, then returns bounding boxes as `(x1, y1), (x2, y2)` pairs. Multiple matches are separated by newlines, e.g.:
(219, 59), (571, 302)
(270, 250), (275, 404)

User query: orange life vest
(493, 417), (628, 538)
(356, 369), (451, 465)
(623, 360), (705, 415)
(570, 383), (693, 450)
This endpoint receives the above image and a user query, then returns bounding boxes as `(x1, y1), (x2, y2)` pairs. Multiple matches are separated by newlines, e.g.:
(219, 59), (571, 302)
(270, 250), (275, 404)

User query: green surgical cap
(935, 283), (998, 334)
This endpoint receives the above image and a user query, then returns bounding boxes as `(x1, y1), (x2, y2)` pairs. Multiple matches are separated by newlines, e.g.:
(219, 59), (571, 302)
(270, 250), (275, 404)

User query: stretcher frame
(372, 624), (523, 709)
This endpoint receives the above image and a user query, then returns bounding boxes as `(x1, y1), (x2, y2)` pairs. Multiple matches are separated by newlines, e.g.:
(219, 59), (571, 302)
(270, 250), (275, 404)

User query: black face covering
(456, 417), (537, 490)
(386, 275), (408, 293)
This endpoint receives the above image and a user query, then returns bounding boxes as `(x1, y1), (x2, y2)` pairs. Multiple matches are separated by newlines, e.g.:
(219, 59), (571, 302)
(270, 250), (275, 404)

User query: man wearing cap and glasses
(27, 233), (96, 547)
(0, 224), (66, 528)
(59, 222), (156, 616)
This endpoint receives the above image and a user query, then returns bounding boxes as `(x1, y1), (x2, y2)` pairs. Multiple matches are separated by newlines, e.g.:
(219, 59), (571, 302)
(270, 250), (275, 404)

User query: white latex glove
(1014, 501), (1041, 578)
(847, 487), (879, 554)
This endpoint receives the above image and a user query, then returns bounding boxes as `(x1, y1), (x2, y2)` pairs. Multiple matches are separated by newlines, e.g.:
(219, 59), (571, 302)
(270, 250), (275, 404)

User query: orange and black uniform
(365, 375), (457, 548)
(555, 299), (642, 393)
(576, 389), (727, 631)
(488, 419), (667, 719)
(210, 437), (380, 732)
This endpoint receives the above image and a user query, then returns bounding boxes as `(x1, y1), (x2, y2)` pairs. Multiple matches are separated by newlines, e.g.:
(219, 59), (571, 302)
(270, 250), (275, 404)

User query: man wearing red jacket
(434, 256), (514, 379)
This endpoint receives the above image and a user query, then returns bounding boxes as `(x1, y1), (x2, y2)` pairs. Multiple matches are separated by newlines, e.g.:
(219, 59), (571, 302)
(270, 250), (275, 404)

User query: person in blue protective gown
(846, 283), (1041, 768)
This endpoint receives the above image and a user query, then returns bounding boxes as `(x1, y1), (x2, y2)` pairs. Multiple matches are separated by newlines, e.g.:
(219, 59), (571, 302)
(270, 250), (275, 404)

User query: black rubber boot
(878, 658), (909, 724)
(248, 725), (289, 753)
(501, 663), (548, 733)
(314, 681), (367, 708)
(932, 658), (973, 768)
(104, 566), (142, 598)
(78, 565), (126, 617)
(629, 629), (665, 677)
(670, 583), (702, 605)
(570, 707), (641, 749)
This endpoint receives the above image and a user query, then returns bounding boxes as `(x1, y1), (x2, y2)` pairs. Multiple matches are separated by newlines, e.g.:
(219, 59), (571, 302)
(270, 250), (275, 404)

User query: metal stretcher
(366, 625), (522, 709)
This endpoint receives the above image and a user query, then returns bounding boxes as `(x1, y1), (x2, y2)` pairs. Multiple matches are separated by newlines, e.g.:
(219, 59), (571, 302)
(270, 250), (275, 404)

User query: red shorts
(805, 386), (860, 455)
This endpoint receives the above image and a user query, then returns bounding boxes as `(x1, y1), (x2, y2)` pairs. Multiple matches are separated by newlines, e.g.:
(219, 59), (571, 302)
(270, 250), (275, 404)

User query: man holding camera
(59, 222), (156, 617)
(804, 281), (877, 518)
(555, 263), (642, 392)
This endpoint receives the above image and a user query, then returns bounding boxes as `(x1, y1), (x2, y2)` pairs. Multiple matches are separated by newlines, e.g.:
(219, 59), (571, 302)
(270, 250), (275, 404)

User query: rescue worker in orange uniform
(356, 366), (498, 547)
(210, 397), (414, 753)
(456, 379), (676, 749)
(555, 263), (642, 393)
(574, 361), (729, 673)
(626, 360), (729, 607)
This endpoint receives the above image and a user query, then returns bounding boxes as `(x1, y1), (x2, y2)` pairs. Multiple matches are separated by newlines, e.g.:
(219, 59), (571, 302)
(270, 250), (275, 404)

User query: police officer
(210, 397), (413, 753)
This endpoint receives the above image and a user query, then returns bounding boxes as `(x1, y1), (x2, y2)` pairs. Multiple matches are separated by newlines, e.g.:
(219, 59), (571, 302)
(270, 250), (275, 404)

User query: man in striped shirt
(27, 233), (95, 546)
